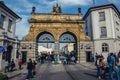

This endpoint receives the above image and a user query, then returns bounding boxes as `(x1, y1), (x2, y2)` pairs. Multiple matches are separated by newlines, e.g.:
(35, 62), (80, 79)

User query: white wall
(84, 6), (120, 60)
(0, 7), (16, 38)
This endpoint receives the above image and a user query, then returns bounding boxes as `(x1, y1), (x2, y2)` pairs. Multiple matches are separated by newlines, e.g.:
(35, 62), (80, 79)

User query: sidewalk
(4, 64), (27, 79)
(7, 62), (40, 79)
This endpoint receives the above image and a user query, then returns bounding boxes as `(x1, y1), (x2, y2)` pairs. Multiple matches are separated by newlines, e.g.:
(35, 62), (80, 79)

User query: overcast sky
(3, 0), (120, 40)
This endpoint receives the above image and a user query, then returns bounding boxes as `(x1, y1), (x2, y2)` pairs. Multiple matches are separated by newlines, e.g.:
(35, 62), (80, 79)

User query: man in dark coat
(26, 58), (33, 79)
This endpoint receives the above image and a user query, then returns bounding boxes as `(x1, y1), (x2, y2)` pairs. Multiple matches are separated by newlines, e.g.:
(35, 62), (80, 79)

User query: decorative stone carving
(52, 4), (62, 14)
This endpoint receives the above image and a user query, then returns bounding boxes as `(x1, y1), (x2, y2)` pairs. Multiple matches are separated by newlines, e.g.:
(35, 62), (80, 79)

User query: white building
(83, 4), (120, 59)
(62, 43), (75, 54)
(0, 1), (21, 70)
(38, 46), (53, 54)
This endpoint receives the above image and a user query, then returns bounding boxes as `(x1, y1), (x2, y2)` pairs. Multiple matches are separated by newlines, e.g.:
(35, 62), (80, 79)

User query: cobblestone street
(9, 63), (97, 80)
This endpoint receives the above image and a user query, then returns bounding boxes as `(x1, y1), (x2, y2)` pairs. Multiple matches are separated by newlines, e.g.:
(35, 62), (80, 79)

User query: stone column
(79, 42), (86, 63)
(54, 40), (60, 63)
(77, 41), (80, 63)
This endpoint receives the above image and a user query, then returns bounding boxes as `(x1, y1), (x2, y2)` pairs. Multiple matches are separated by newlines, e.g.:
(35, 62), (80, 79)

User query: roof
(83, 4), (120, 20)
(0, 1), (21, 19)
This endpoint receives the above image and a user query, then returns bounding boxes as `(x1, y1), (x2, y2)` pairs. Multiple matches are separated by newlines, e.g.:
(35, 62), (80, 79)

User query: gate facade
(20, 4), (93, 63)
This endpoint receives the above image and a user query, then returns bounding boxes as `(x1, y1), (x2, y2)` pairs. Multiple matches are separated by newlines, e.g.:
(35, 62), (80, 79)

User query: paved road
(10, 63), (97, 80)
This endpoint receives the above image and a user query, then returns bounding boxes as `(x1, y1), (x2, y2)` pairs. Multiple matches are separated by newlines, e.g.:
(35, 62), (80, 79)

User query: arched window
(102, 43), (109, 52)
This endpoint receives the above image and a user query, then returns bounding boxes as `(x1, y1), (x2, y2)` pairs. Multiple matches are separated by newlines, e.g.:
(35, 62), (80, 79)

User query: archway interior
(59, 32), (77, 62)
(37, 32), (55, 59)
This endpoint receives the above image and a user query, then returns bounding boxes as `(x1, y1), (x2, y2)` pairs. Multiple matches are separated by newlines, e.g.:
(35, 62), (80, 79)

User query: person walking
(91, 53), (94, 62)
(114, 53), (120, 80)
(32, 60), (37, 76)
(117, 53), (120, 78)
(4, 61), (9, 73)
(10, 59), (15, 71)
(26, 58), (33, 79)
(18, 59), (22, 70)
(96, 56), (102, 80)
(107, 52), (115, 80)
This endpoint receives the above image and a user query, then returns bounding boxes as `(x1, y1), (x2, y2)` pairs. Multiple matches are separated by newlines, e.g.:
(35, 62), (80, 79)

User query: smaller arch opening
(59, 31), (78, 63)
(37, 32), (55, 61)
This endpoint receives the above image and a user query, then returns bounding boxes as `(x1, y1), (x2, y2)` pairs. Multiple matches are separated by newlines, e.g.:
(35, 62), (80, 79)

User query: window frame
(102, 43), (109, 52)
(99, 12), (105, 21)
(0, 14), (5, 29)
(100, 26), (107, 38)
(8, 19), (12, 32)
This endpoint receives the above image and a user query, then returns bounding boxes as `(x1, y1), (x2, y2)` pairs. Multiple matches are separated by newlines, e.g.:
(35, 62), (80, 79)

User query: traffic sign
(0, 46), (5, 53)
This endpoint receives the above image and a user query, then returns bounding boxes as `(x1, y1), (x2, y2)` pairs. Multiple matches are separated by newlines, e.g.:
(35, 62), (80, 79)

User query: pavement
(7, 62), (40, 80)
(1, 64), (27, 79)
(1, 62), (95, 80)
(79, 62), (96, 70)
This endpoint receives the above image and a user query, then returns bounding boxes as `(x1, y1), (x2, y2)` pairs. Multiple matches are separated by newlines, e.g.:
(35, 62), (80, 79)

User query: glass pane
(60, 34), (75, 43)
(38, 33), (54, 43)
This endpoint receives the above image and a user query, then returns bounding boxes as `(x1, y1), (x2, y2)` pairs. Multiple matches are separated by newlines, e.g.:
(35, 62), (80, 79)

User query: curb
(8, 73), (21, 79)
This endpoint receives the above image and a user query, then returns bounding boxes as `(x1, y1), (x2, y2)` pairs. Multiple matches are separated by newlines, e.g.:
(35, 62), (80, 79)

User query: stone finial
(78, 8), (81, 14)
(31, 6), (36, 14)
(52, 4), (62, 14)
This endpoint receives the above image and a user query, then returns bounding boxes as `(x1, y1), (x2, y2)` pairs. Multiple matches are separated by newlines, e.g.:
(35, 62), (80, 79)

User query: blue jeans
(118, 66), (120, 79)
(97, 66), (101, 78)
(27, 69), (33, 79)
(114, 66), (120, 80)
(109, 66), (114, 80)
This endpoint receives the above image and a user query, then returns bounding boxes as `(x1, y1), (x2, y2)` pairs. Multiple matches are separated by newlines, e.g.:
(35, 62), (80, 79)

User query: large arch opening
(36, 32), (55, 63)
(59, 32), (78, 63)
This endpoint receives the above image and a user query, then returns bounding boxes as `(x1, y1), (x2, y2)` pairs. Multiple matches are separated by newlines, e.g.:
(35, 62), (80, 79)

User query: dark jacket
(27, 62), (33, 70)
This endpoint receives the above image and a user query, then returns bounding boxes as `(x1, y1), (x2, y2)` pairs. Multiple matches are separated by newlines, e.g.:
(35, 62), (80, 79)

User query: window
(100, 27), (107, 38)
(102, 43), (109, 52)
(0, 15), (5, 28)
(99, 12), (105, 21)
(116, 21), (119, 26)
(8, 19), (12, 32)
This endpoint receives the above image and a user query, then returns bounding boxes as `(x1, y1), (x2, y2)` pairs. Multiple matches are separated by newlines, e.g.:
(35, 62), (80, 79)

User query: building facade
(20, 4), (93, 63)
(83, 4), (120, 59)
(0, 1), (21, 70)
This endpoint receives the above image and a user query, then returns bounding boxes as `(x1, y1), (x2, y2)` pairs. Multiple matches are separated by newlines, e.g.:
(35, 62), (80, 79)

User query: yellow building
(20, 4), (93, 63)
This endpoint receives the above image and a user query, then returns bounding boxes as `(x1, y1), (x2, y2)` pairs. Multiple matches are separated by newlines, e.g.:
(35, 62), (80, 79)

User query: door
(86, 51), (91, 62)
(22, 51), (27, 63)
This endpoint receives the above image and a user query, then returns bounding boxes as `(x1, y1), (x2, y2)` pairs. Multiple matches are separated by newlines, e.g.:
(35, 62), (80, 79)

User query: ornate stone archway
(20, 4), (93, 63)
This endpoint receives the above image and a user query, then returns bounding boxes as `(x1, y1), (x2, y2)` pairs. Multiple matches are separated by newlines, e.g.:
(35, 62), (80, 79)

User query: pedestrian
(107, 52), (115, 80)
(113, 53), (120, 80)
(10, 59), (15, 71)
(71, 56), (75, 64)
(95, 52), (99, 60)
(91, 53), (94, 62)
(26, 58), (33, 79)
(96, 56), (102, 80)
(18, 59), (22, 70)
(4, 60), (9, 73)
(32, 60), (37, 76)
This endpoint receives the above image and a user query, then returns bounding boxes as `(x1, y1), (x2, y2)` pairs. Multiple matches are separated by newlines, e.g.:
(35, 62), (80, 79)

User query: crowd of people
(60, 54), (76, 65)
(95, 52), (120, 80)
